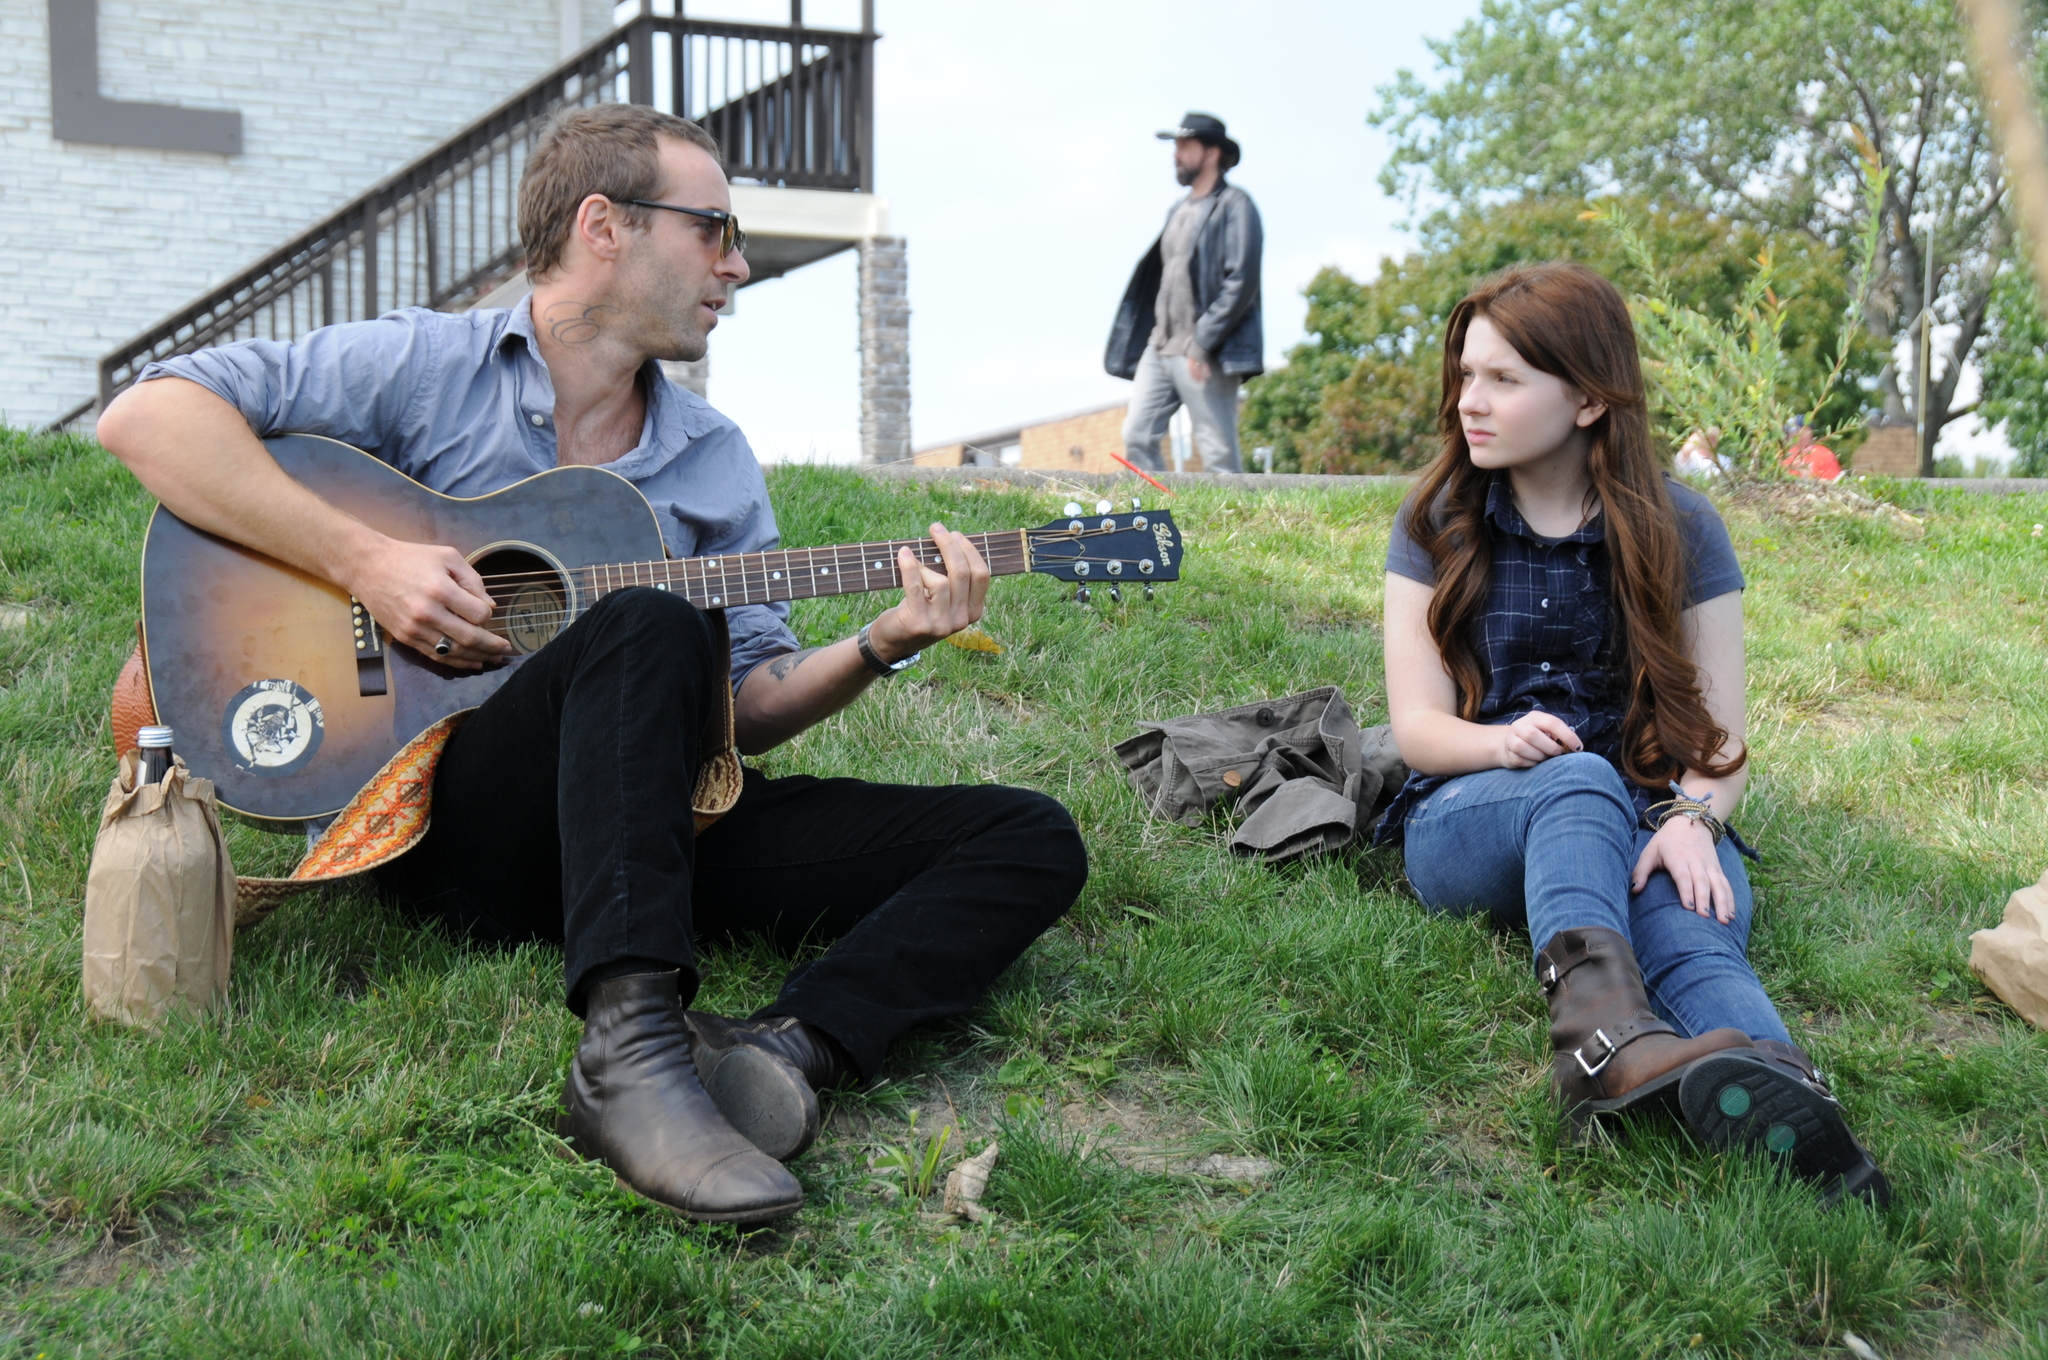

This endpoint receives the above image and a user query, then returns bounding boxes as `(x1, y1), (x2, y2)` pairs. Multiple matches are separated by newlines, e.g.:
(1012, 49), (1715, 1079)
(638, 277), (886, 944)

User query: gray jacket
(1112, 687), (1406, 862)
(1104, 182), (1265, 380)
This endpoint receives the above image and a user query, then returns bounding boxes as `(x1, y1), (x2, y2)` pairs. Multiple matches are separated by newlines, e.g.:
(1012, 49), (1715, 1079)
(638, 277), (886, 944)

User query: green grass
(2, 428), (2046, 1358)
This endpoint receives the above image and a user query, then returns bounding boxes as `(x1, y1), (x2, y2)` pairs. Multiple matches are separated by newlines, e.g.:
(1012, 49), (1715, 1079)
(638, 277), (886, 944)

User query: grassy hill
(2, 428), (2045, 1358)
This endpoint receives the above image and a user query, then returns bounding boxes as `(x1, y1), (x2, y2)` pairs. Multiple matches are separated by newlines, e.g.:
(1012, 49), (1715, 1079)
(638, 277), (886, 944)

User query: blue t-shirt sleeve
(1669, 480), (1745, 605)
(136, 311), (439, 451)
(1384, 492), (1438, 585)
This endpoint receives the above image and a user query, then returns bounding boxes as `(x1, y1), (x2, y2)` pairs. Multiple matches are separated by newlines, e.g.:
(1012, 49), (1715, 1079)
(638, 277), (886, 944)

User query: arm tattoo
(766, 646), (821, 682)
(542, 300), (616, 346)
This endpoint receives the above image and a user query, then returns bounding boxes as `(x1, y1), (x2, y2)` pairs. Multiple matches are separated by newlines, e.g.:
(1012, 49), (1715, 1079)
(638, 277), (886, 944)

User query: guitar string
(478, 538), (1127, 596)
(465, 533), (1028, 588)
(549, 542), (1038, 608)
(466, 553), (1171, 639)
(481, 553), (1031, 595)
(459, 525), (1152, 590)
(475, 545), (1012, 583)
(468, 553), (1079, 593)
(477, 561), (1040, 619)
(468, 557), (1166, 636)
(373, 525), (1162, 640)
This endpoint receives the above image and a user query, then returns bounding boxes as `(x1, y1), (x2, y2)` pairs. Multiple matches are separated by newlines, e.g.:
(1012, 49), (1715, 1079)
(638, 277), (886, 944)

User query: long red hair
(1403, 261), (1744, 788)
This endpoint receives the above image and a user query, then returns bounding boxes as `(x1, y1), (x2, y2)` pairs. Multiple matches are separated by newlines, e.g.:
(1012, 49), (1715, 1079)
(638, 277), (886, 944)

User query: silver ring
(433, 636), (452, 657)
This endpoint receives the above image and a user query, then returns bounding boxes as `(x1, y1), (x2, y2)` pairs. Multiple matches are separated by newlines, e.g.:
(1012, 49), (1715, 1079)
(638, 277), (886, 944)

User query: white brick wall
(0, 0), (614, 427)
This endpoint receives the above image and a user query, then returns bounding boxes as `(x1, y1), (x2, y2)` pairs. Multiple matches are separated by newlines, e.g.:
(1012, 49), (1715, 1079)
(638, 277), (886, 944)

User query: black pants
(376, 588), (1087, 1079)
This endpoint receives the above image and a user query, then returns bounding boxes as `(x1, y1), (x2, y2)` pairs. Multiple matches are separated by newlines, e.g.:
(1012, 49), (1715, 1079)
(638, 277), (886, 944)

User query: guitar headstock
(1025, 503), (1183, 584)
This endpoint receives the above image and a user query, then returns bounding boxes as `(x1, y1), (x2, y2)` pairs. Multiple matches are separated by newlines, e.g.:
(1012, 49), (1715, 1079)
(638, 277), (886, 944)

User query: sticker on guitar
(221, 679), (325, 776)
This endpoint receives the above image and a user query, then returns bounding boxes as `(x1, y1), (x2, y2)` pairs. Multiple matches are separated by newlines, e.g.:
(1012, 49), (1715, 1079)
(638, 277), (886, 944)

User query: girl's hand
(1495, 711), (1584, 768)
(1632, 814), (1734, 923)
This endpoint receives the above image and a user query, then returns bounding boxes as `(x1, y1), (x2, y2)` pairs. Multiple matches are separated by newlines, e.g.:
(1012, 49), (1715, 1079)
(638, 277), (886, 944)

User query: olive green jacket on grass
(1113, 687), (1406, 862)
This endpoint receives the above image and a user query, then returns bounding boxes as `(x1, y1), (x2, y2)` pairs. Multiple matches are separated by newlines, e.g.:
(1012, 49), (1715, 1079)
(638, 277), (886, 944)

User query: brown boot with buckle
(686, 1012), (859, 1161)
(1538, 926), (1756, 1142)
(1678, 1038), (1893, 1206)
(558, 972), (805, 1223)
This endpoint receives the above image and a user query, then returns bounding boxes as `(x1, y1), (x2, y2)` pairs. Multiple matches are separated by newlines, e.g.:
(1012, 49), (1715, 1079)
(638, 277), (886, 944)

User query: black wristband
(856, 623), (918, 677)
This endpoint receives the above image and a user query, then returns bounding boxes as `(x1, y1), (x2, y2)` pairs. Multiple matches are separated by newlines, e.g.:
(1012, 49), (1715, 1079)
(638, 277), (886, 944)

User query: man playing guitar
(98, 104), (1088, 1225)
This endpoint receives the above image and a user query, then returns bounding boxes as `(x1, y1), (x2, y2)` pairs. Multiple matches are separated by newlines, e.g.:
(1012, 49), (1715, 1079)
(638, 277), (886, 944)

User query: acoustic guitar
(139, 434), (1185, 823)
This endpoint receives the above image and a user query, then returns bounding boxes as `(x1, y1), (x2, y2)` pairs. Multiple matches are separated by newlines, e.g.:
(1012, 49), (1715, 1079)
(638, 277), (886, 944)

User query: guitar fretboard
(550, 531), (1031, 612)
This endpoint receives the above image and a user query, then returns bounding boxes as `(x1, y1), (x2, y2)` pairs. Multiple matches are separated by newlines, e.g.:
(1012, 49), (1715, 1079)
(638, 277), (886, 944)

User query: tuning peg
(1144, 583), (1155, 601)
(1108, 584), (1123, 603)
(1073, 586), (1092, 605)
(1094, 499), (1113, 515)
(1063, 501), (1083, 517)
(1129, 497), (1143, 511)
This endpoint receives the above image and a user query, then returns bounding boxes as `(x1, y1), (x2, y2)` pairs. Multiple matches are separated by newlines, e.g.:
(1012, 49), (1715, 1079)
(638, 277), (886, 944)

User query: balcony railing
(64, 9), (875, 428)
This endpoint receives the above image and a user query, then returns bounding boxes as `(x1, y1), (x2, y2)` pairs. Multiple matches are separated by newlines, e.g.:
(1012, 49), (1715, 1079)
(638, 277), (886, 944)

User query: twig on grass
(8, 843), (32, 915)
(1108, 451), (1172, 494)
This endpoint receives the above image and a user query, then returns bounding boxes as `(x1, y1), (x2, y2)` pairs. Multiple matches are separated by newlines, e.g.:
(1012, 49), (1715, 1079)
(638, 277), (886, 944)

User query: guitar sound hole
(472, 547), (569, 655)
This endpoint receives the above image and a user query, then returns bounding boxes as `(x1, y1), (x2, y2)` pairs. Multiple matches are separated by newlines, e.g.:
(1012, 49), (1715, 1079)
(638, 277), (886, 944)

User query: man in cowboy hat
(1104, 112), (1264, 473)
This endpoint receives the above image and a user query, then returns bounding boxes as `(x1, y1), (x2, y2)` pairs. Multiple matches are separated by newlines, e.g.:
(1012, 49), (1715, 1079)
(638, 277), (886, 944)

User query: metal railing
(62, 9), (874, 429)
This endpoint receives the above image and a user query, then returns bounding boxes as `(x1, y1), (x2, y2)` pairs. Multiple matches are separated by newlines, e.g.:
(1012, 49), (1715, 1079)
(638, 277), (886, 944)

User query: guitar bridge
(351, 597), (388, 696)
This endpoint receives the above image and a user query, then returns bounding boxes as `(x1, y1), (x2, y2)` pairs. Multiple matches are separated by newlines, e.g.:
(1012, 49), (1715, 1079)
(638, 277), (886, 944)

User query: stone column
(660, 356), (709, 398)
(858, 237), (910, 464)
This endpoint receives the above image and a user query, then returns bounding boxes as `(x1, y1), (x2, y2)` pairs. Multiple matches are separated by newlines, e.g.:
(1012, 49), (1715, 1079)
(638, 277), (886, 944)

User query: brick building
(3, 0), (907, 461)
(3, 0), (607, 427)
(914, 401), (1207, 474)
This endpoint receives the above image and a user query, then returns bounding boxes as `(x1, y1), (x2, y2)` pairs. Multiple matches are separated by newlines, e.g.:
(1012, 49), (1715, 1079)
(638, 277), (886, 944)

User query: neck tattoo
(543, 300), (616, 346)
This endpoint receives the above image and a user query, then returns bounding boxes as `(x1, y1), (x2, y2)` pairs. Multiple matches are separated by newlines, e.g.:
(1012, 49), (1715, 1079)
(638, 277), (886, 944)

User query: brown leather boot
(558, 973), (804, 1223)
(686, 1011), (858, 1161)
(1679, 1039), (1893, 1206)
(1538, 927), (1756, 1141)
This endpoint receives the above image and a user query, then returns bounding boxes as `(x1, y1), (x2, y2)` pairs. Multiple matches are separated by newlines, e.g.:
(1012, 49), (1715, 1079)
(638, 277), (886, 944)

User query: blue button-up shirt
(1375, 473), (1745, 843)
(139, 300), (801, 688)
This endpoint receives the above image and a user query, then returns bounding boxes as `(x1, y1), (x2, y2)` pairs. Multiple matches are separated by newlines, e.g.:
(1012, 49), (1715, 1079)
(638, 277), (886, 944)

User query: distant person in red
(1780, 416), (1842, 480)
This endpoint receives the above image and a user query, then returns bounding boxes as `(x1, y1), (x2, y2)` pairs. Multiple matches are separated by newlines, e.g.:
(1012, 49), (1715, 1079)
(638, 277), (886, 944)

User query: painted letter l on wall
(48, 0), (242, 154)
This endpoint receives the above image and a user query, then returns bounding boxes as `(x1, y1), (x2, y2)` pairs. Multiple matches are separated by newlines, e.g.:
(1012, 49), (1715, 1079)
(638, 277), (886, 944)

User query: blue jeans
(1401, 753), (1790, 1043)
(1121, 346), (1243, 472)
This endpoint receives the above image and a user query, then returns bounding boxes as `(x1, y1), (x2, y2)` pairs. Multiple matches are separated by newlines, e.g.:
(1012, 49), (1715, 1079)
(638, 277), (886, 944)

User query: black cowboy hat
(1156, 111), (1240, 169)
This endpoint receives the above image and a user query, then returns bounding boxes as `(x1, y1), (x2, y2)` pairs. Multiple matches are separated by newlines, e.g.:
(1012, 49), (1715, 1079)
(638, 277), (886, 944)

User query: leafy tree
(1978, 263), (2048, 476)
(1372, 0), (2035, 465)
(1243, 197), (1871, 474)
(1595, 160), (1885, 479)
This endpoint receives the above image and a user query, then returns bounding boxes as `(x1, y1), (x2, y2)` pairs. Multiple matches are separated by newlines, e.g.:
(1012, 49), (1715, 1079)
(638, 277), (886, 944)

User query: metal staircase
(49, 7), (875, 431)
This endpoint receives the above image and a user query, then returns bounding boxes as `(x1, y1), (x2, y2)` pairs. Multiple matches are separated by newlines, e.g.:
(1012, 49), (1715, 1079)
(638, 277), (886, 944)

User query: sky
(678, 0), (1484, 461)
(684, 0), (2012, 470)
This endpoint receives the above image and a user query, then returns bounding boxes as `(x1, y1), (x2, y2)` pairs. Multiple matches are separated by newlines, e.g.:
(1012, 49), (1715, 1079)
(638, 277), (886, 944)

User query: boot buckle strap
(1540, 942), (1597, 995)
(1539, 949), (1593, 995)
(1573, 1029), (1619, 1077)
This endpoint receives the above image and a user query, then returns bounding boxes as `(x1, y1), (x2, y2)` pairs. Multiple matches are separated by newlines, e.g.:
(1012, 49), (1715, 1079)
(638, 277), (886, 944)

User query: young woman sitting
(1378, 261), (1889, 1205)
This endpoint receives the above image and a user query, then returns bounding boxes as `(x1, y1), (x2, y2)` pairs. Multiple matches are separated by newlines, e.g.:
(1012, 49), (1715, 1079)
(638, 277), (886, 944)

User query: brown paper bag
(82, 751), (236, 1027)
(1969, 870), (2048, 1031)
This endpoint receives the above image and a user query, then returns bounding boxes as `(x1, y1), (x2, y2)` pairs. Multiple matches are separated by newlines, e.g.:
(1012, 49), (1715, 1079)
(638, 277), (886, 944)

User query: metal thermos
(138, 725), (175, 785)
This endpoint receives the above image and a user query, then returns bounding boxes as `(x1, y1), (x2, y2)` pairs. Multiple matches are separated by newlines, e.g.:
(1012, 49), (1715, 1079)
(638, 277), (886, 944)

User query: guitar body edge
(141, 434), (668, 822)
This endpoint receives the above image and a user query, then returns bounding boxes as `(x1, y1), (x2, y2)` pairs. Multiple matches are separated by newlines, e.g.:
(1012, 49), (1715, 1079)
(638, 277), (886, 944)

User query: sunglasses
(624, 199), (748, 258)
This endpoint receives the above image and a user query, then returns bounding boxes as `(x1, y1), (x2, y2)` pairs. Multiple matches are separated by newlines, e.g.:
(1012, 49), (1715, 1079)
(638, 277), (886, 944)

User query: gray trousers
(1121, 345), (1242, 472)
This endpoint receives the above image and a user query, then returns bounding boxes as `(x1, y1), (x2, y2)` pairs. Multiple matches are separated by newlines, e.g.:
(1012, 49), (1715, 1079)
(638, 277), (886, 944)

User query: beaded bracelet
(1646, 781), (1728, 844)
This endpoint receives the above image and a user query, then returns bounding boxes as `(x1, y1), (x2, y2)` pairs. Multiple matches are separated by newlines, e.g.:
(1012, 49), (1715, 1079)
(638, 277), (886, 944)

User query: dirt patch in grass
(0, 1215), (190, 1298)
(1805, 698), (1977, 742)
(1725, 480), (1928, 537)
(1889, 1308), (2023, 1359)
(52, 1233), (188, 1291)
(822, 1068), (1217, 1178)
(1056, 1076), (1212, 1174)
